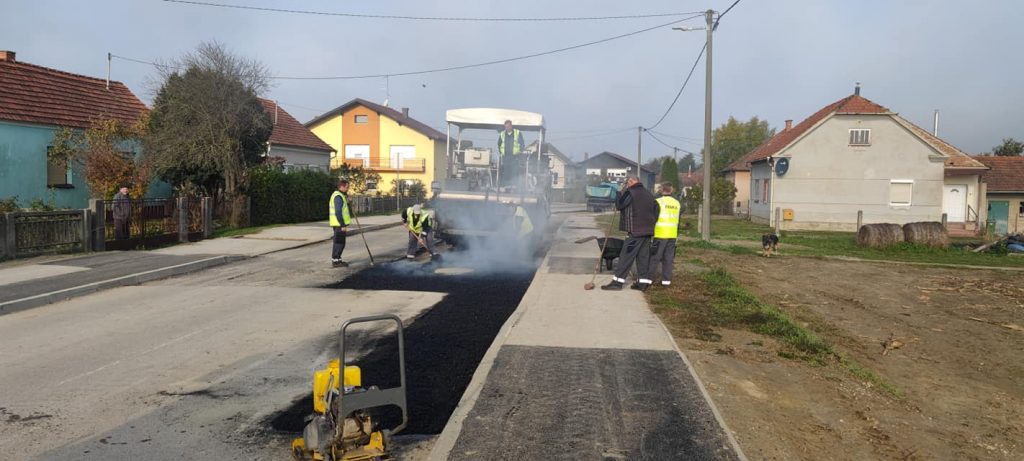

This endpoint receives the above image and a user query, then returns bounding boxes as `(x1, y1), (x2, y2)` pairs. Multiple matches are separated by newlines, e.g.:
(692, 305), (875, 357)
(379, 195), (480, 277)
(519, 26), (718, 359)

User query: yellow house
(305, 98), (447, 193)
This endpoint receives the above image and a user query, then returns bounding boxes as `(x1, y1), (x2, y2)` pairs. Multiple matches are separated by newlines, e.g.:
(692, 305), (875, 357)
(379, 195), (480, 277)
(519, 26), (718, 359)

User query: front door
(943, 185), (967, 222)
(989, 200), (1009, 235)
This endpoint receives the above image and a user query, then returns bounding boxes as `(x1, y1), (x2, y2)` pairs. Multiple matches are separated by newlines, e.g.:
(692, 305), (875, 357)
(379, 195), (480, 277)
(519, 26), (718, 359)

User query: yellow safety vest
(498, 129), (521, 156)
(329, 191), (351, 227)
(515, 206), (534, 237)
(406, 207), (431, 234)
(654, 196), (680, 239)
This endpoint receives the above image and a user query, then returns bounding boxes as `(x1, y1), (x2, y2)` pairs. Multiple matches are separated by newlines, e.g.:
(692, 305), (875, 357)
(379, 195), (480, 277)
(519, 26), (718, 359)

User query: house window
(849, 129), (871, 146)
(762, 179), (770, 203)
(586, 168), (601, 176)
(889, 180), (913, 206)
(552, 172), (559, 185)
(345, 145), (370, 167)
(753, 179), (761, 202)
(354, 114), (369, 124)
(46, 147), (72, 187)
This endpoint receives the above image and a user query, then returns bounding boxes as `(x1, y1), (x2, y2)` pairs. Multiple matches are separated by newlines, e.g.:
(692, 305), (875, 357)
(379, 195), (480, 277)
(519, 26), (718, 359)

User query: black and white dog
(761, 233), (779, 257)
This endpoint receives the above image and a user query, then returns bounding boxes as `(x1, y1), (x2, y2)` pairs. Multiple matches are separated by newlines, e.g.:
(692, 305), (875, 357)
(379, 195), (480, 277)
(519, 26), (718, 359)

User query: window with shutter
(889, 180), (913, 206)
(849, 129), (871, 146)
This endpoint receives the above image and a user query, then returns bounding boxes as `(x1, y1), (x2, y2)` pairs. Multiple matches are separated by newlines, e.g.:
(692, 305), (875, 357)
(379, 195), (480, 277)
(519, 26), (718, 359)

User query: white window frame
(849, 128), (871, 146)
(889, 179), (913, 207)
(389, 145), (416, 169)
(586, 168), (602, 176)
(354, 114), (369, 124)
(344, 144), (370, 167)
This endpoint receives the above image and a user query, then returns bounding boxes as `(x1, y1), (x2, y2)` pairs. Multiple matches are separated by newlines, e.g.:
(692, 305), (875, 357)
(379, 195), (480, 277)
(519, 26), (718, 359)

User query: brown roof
(306, 98), (445, 140)
(973, 156), (1024, 192)
(0, 51), (148, 129)
(723, 93), (985, 172)
(259, 99), (333, 152)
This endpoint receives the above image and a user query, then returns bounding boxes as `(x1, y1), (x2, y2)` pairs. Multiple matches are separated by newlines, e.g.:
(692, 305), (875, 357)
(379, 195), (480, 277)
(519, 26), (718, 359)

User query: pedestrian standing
(602, 176), (659, 291)
(329, 180), (352, 267)
(112, 186), (131, 240)
(651, 182), (681, 286)
(402, 203), (436, 259)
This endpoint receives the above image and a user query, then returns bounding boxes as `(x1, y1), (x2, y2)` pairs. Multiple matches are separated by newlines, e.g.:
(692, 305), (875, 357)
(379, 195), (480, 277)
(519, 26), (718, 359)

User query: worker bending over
(329, 180), (352, 267)
(402, 204), (435, 259)
(497, 119), (524, 185)
(651, 182), (681, 286)
(602, 176), (659, 292)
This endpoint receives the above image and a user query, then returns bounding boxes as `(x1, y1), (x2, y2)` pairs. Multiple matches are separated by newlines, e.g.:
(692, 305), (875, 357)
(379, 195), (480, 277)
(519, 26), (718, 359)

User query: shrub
(0, 196), (19, 213)
(248, 166), (336, 226)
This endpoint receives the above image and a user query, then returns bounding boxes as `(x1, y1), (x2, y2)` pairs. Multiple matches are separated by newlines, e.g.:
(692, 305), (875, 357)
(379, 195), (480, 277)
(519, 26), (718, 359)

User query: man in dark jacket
(112, 186), (131, 240)
(603, 176), (659, 291)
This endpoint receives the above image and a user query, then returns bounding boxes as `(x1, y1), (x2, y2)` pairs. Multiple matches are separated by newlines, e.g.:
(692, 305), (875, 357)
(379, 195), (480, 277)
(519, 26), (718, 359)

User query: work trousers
(331, 227), (347, 260)
(650, 238), (677, 285)
(612, 236), (652, 285)
(407, 229), (435, 256)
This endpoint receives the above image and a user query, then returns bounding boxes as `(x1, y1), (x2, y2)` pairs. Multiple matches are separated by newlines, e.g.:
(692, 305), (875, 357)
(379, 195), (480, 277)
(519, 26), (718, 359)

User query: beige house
(973, 156), (1024, 235)
(738, 89), (987, 232)
(526, 141), (574, 190)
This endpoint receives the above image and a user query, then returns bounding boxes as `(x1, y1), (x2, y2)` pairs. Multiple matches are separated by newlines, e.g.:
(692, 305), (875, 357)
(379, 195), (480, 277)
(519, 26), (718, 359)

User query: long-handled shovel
(349, 209), (375, 266)
(584, 213), (619, 290)
(405, 223), (435, 259)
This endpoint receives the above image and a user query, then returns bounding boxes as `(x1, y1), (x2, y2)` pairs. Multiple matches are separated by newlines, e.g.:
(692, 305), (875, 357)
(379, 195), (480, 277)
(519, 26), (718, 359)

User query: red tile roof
(0, 51), (148, 129)
(259, 99), (333, 152)
(722, 93), (985, 172)
(306, 98), (446, 140)
(973, 156), (1024, 193)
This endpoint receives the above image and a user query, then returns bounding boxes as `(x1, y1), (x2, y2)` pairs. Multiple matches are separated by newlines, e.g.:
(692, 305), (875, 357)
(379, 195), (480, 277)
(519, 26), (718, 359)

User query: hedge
(249, 166), (335, 226)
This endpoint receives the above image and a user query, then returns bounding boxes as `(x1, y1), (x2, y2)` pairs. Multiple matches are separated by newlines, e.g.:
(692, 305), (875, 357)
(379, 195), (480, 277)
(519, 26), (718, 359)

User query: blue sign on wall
(774, 157), (790, 176)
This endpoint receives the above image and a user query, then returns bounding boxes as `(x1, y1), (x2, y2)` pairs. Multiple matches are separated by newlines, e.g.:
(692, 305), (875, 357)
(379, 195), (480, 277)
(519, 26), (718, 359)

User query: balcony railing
(342, 158), (426, 173)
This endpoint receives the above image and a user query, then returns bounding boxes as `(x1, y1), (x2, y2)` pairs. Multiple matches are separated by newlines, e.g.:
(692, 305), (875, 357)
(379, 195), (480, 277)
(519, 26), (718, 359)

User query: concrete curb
(0, 255), (246, 316)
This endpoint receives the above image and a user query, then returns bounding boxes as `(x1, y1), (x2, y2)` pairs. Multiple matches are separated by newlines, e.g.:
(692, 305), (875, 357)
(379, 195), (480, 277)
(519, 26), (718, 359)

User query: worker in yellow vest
(513, 205), (534, 238)
(402, 204), (436, 259)
(651, 182), (681, 286)
(329, 180), (352, 267)
(497, 119), (524, 185)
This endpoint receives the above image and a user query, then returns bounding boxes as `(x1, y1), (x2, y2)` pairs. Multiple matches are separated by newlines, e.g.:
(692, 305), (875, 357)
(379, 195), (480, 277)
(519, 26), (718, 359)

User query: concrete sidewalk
(0, 214), (401, 315)
(429, 213), (746, 460)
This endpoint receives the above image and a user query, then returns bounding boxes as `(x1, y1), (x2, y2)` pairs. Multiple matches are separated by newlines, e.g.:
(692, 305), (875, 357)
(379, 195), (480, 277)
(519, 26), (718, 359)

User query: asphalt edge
(426, 220), (558, 461)
(0, 255), (245, 316)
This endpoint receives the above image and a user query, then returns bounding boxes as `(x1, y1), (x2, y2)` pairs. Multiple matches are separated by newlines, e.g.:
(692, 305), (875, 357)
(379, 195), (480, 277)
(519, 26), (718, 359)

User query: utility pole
(673, 146), (678, 163)
(106, 52), (111, 90)
(637, 126), (643, 182)
(700, 9), (714, 241)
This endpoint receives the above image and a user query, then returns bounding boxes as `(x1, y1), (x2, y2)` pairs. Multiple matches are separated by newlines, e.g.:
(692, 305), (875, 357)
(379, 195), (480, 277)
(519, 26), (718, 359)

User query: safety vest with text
(329, 191), (351, 227)
(498, 129), (521, 156)
(406, 207), (431, 234)
(654, 195), (680, 239)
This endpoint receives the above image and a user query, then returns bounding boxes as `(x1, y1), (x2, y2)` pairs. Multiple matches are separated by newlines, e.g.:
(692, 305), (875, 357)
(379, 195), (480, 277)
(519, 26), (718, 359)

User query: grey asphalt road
(0, 226), (444, 460)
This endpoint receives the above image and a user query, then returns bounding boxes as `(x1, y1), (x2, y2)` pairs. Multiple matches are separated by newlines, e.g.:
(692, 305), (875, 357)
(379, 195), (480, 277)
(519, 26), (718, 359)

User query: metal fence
(348, 195), (423, 215)
(2, 210), (89, 258)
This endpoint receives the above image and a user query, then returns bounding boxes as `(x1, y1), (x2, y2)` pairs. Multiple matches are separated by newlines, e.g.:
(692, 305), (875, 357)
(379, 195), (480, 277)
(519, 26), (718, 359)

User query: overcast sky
(6, 0), (1023, 161)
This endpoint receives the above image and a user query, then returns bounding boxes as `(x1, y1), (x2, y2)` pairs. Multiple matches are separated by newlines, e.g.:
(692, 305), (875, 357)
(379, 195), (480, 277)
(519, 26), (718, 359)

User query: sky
(5, 0), (1023, 161)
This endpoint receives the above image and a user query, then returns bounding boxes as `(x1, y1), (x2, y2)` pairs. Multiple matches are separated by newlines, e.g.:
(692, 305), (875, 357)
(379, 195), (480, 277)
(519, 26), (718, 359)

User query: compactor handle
(338, 314), (408, 435)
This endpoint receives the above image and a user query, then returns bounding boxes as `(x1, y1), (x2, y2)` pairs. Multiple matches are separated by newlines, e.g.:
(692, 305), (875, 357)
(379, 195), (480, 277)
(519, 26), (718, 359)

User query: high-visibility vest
(329, 191), (351, 227)
(654, 196), (680, 239)
(515, 206), (534, 237)
(406, 207), (431, 234)
(498, 129), (521, 156)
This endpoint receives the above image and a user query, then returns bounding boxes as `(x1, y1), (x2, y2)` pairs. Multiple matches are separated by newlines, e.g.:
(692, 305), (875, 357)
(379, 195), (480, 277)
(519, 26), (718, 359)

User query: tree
(710, 116), (775, 174)
(143, 42), (273, 225)
(678, 152), (698, 175)
(391, 178), (426, 200)
(992, 138), (1024, 156)
(643, 155), (669, 173)
(49, 117), (152, 200)
(659, 157), (679, 192)
(332, 163), (382, 195)
(681, 177), (737, 215)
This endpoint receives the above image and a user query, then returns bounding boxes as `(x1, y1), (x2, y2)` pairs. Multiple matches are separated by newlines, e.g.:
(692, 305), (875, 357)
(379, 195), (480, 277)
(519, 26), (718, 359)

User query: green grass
(649, 264), (900, 397)
(211, 223), (286, 239)
(679, 215), (772, 241)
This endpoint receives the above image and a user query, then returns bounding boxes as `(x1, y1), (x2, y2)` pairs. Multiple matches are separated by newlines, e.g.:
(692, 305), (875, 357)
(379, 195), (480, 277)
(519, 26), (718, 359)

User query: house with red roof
(0, 50), (152, 208)
(727, 86), (988, 233)
(972, 155), (1024, 235)
(258, 99), (334, 172)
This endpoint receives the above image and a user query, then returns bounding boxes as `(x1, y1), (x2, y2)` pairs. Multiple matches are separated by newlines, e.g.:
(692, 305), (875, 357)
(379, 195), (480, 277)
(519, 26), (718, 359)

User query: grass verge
(649, 262), (900, 397)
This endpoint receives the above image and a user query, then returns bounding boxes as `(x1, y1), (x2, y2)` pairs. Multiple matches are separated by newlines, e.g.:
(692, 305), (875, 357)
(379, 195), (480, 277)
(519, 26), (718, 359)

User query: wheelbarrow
(595, 237), (623, 271)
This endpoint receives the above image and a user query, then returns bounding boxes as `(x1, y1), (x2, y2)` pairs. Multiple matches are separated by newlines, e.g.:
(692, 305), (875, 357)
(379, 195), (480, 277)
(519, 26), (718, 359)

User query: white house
(259, 99), (334, 172)
(736, 88), (987, 233)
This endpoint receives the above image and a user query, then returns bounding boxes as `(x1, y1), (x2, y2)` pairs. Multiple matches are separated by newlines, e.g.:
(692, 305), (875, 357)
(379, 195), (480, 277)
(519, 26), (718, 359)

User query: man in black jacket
(603, 176), (659, 291)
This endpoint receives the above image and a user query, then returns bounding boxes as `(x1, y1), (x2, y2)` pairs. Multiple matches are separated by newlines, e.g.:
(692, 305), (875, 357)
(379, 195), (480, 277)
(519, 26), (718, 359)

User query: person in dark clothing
(603, 176), (660, 291)
(112, 186), (131, 240)
(329, 180), (352, 267)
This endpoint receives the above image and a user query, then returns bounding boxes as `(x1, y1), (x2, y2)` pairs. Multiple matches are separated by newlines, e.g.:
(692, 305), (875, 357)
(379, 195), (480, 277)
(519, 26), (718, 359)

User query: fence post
(697, 204), (703, 234)
(941, 212), (948, 227)
(774, 207), (782, 234)
(857, 210), (863, 231)
(178, 197), (189, 243)
(202, 197), (213, 239)
(81, 209), (91, 253)
(4, 212), (17, 259)
(89, 199), (105, 251)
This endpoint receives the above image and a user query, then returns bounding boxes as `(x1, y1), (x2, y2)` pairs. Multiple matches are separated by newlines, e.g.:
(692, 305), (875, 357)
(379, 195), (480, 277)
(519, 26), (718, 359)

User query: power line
(548, 127), (636, 142)
(112, 15), (702, 81)
(161, 0), (704, 22)
(645, 42), (706, 130)
(713, 0), (743, 30)
(646, 130), (698, 157)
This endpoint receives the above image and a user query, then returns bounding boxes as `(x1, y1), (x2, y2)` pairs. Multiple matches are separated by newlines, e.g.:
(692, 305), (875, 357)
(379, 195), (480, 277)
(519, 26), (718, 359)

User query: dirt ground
(669, 249), (1023, 460)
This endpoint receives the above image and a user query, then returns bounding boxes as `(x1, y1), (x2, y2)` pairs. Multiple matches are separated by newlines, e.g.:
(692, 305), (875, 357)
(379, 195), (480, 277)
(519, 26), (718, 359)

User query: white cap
(412, 204), (422, 214)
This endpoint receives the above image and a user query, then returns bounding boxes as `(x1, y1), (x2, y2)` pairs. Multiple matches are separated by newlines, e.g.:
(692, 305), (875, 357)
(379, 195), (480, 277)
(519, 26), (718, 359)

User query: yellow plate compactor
(291, 314), (408, 461)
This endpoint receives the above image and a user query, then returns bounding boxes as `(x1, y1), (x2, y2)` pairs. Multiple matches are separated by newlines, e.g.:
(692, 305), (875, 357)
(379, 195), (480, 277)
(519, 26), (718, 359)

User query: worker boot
(601, 280), (624, 291)
(630, 282), (651, 292)
(332, 260), (349, 268)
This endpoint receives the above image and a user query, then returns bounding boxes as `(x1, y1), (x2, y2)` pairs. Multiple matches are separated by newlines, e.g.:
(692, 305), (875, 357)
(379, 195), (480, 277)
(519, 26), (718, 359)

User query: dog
(761, 233), (779, 257)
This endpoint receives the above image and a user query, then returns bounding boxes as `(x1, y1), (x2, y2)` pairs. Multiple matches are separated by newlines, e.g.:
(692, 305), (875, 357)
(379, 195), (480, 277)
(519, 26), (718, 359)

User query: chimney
(854, 82), (861, 96)
(583, 152), (589, 161)
(784, 119), (793, 131)
(273, 101), (279, 125)
(401, 107), (409, 118)
(0, 51), (15, 62)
